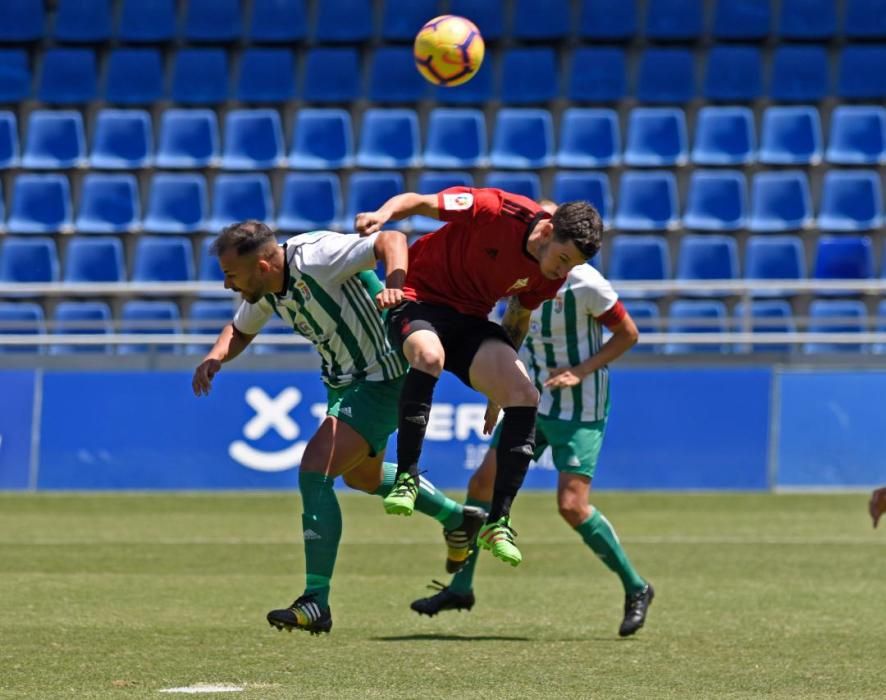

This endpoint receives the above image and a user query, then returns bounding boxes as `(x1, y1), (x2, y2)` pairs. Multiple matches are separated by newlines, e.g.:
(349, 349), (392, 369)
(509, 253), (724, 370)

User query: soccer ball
(413, 15), (485, 87)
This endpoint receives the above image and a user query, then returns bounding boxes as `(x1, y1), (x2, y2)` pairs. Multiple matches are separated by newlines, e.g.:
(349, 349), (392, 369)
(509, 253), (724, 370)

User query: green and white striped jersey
(522, 264), (619, 423)
(233, 231), (407, 388)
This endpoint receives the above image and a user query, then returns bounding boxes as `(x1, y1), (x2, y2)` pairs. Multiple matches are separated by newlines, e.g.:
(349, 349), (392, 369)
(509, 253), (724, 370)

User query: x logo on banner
(242, 387), (300, 441)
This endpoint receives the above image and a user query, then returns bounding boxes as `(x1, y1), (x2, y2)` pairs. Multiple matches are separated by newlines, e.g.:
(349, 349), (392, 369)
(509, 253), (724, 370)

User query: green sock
(449, 497), (491, 595)
(298, 471), (342, 608)
(374, 462), (464, 530)
(576, 508), (646, 595)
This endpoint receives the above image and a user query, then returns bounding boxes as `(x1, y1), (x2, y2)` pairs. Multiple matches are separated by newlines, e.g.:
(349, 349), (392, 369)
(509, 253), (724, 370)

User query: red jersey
(403, 187), (564, 318)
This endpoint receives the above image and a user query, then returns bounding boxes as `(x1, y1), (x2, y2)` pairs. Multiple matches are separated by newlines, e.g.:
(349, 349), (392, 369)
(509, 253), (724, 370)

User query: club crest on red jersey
(442, 192), (473, 211)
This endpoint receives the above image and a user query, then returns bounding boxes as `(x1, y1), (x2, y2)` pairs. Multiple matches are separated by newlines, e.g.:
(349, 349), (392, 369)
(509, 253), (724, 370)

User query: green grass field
(1, 491), (883, 699)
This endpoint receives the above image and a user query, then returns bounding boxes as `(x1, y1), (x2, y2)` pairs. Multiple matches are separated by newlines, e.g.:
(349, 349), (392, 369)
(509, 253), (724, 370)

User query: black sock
(489, 406), (537, 521)
(397, 368), (438, 478)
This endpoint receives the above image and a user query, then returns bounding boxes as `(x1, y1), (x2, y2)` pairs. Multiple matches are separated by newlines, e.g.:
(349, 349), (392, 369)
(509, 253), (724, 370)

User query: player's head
(538, 199), (558, 215)
(534, 201), (602, 279)
(210, 220), (280, 303)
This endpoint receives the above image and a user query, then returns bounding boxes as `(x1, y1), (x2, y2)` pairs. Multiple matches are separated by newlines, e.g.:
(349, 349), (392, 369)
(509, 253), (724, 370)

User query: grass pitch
(0, 491), (883, 699)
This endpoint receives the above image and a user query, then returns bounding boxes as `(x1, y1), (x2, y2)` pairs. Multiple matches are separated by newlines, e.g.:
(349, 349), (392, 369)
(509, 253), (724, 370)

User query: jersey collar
(276, 242), (290, 298)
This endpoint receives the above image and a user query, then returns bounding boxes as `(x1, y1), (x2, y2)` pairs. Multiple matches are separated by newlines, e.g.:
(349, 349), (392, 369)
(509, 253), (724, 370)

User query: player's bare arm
(355, 193), (439, 235)
(546, 313), (639, 390)
(192, 323), (256, 397)
(480, 297), (533, 433)
(372, 230), (409, 309)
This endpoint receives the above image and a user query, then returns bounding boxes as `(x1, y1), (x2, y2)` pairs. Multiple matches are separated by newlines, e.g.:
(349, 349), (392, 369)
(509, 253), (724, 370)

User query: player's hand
(375, 288), (404, 310)
(869, 487), (886, 528)
(355, 210), (389, 236)
(545, 367), (583, 389)
(192, 358), (221, 397)
(483, 401), (501, 435)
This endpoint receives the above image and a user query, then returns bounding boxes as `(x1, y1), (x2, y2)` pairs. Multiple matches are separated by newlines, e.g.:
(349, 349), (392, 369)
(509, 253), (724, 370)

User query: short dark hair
(551, 201), (602, 259)
(209, 220), (276, 258)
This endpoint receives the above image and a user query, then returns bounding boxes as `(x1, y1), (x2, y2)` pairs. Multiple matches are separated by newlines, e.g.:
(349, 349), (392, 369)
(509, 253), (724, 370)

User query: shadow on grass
(371, 633), (531, 642)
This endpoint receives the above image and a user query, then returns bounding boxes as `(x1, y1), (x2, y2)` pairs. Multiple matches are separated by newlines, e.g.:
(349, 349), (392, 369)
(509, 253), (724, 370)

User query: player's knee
(557, 495), (588, 527)
(341, 469), (375, 493)
(410, 348), (444, 375)
(505, 382), (539, 408)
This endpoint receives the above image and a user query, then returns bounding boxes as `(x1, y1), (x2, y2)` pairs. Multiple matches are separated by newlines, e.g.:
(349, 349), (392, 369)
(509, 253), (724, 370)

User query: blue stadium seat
(424, 108), (487, 168)
(489, 108), (554, 169)
(804, 300), (867, 354)
(636, 49), (694, 104)
(288, 109), (353, 170)
(665, 300), (728, 354)
(64, 236), (125, 282)
(411, 172), (473, 233)
(749, 171), (812, 232)
(450, 0), (503, 40)
(745, 235), (806, 290)
(579, 0), (636, 40)
(818, 170), (883, 231)
(143, 173), (208, 234)
(249, 0), (307, 42)
(75, 174), (140, 234)
(703, 46), (763, 102)
(0, 180), (4, 226)
(845, 0), (886, 39)
(676, 234), (739, 295)
(0, 237), (59, 283)
(303, 48), (360, 103)
(91, 110), (153, 170)
(155, 109), (219, 169)
(38, 49), (96, 104)
(186, 300), (235, 355)
(184, 0), (241, 42)
(54, 0), (111, 42)
(759, 106), (823, 165)
(877, 299), (886, 354)
(607, 235), (670, 299)
(0, 0), (44, 41)
(118, 0), (175, 42)
(236, 49), (296, 103)
(622, 300), (661, 353)
(552, 172), (612, 227)
(105, 49), (164, 106)
(222, 109), (284, 170)
(556, 108), (620, 168)
(0, 111), (18, 169)
(733, 300), (795, 354)
(0, 302), (44, 354)
(825, 106), (886, 165)
(713, 0), (770, 40)
(381, 0), (441, 41)
(501, 48), (558, 105)
(22, 110), (86, 169)
(514, 0), (569, 40)
(838, 46), (886, 100)
(814, 235), (873, 281)
(50, 302), (112, 355)
(683, 170), (747, 231)
(770, 46), (829, 103)
(8, 174), (72, 234)
(614, 171), (679, 231)
(692, 107), (756, 166)
(119, 301), (182, 355)
(368, 46), (429, 104)
(646, 0), (703, 40)
(346, 173), (405, 228)
(624, 107), (688, 167)
(172, 49), (229, 105)
(356, 109), (420, 169)
(779, 0), (836, 39)
(209, 174), (274, 231)
(315, 0), (372, 42)
(433, 53), (494, 105)
(277, 173), (344, 232)
(198, 237), (225, 286)
(568, 48), (627, 103)
(485, 172), (541, 201)
(133, 237), (195, 283)
(0, 49), (30, 102)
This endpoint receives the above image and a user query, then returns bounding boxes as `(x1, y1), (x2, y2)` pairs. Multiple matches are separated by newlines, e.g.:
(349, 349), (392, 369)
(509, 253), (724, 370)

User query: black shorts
(387, 301), (515, 389)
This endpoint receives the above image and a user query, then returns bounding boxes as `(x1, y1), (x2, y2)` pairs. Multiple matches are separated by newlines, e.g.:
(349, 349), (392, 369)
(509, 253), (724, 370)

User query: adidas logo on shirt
(303, 529), (322, 541)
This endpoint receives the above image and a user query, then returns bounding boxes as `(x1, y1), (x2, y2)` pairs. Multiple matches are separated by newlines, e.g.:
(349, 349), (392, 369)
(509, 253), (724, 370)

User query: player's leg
(869, 487), (886, 528)
(468, 338), (539, 566)
(549, 416), (653, 636)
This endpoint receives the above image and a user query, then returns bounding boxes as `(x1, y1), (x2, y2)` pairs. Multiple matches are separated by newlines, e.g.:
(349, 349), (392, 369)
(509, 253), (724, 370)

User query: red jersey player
(356, 187), (602, 566)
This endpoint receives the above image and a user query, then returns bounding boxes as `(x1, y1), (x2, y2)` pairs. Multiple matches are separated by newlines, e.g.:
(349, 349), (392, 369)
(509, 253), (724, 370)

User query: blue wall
(0, 366), (880, 491)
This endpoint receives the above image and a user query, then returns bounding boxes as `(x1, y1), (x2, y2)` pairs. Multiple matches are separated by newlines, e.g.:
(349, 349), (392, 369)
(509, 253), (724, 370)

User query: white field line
(158, 684), (243, 694)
